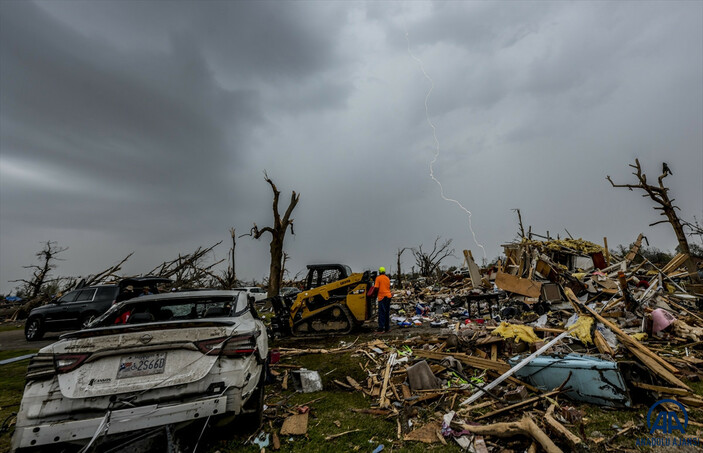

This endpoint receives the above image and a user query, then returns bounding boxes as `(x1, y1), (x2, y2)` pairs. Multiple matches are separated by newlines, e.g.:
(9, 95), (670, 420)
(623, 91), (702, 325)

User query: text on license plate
(117, 352), (167, 379)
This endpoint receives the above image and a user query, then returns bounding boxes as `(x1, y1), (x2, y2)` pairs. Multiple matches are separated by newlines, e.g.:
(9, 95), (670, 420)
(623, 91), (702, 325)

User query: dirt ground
(0, 324), (61, 351)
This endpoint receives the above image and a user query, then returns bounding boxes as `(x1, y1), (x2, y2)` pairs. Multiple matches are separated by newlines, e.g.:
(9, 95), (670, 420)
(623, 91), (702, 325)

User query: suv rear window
(75, 289), (96, 302)
(96, 286), (119, 300)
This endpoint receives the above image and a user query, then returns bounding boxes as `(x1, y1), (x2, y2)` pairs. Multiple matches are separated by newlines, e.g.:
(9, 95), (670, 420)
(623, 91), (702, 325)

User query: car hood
(28, 303), (59, 315)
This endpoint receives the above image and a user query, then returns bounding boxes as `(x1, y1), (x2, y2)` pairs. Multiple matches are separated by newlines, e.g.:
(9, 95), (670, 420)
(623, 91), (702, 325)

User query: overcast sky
(1, 1), (701, 292)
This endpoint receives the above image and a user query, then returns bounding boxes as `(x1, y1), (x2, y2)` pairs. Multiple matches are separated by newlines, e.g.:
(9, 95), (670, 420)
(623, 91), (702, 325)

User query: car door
(43, 290), (80, 327)
(61, 288), (97, 328)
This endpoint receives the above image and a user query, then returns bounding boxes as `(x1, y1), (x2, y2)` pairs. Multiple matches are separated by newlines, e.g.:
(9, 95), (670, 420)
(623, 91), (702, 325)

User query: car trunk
(52, 320), (255, 399)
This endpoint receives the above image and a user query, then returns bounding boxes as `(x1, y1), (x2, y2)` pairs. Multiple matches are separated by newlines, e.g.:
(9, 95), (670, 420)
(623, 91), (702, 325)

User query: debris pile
(258, 235), (702, 452)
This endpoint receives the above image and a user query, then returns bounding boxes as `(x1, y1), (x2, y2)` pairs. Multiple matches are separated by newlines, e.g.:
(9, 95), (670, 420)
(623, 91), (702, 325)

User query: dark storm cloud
(0, 1), (260, 241)
(1, 1), (701, 290)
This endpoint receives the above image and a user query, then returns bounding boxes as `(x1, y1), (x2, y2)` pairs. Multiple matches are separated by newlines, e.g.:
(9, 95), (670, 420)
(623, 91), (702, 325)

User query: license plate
(117, 352), (167, 379)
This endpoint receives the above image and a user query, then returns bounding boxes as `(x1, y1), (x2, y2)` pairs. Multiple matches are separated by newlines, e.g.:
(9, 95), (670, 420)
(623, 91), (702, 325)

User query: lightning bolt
(406, 31), (487, 260)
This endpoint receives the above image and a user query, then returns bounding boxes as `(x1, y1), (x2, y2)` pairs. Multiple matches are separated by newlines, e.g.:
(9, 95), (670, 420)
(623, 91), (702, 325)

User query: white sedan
(12, 290), (268, 451)
(233, 286), (269, 304)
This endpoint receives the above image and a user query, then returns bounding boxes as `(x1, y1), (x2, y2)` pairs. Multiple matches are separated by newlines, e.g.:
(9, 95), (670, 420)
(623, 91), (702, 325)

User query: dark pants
(378, 297), (391, 331)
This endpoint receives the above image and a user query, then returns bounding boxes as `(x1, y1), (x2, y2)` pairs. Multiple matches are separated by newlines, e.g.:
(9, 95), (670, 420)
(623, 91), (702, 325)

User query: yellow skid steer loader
(270, 264), (374, 337)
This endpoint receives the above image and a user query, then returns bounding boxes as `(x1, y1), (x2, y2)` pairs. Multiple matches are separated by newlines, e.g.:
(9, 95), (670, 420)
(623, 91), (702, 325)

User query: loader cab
(305, 264), (352, 290)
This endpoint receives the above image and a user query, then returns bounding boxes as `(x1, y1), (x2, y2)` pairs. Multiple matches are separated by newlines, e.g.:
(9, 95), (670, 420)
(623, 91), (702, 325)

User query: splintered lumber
(460, 415), (563, 453)
(401, 384), (412, 399)
(346, 376), (364, 392)
(545, 404), (584, 451)
(631, 382), (691, 396)
(580, 303), (691, 391)
(476, 389), (562, 420)
(458, 400), (496, 414)
(325, 429), (362, 441)
(350, 408), (392, 416)
(408, 393), (443, 406)
(334, 379), (352, 389)
(661, 253), (690, 276)
(461, 330), (572, 406)
(667, 299), (703, 325)
(495, 271), (542, 298)
(625, 234), (644, 264)
(379, 353), (396, 408)
(677, 396), (703, 407)
(593, 330), (615, 356)
(413, 350), (510, 374)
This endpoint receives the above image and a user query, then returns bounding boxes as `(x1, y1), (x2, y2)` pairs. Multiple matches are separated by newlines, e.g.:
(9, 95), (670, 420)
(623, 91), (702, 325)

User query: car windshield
(91, 293), (245, 327)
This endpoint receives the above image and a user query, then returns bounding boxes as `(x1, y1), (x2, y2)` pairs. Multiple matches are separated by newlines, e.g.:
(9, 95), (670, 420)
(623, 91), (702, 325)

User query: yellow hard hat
(379, 267), (386, 273)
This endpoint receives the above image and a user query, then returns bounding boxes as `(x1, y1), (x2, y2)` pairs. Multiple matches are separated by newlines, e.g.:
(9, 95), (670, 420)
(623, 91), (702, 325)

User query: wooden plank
(465, 250), (483, 288)
(603, 237), (610, 266)
(594, 330), (615, 356)
(631, 382), (691, 396)
(379, 353), (395, 408)
(490, 344), (498, 361)
(413, 350), (511, 374)
(625, 233), (644, 264)
(495, 271), (542, 298)
(661, 253), (689, 276)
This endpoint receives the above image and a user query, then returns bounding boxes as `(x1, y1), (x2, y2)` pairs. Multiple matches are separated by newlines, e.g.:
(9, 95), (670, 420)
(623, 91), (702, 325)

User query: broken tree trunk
(607, 159), (700, 284)
(460, 415), (563, 453)
(248, 172), (300, 298)
(545, 404), (586, 452)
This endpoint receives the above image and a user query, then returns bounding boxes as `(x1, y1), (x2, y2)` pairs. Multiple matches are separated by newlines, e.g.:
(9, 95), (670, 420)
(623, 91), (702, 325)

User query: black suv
(24, 277), (170, 341)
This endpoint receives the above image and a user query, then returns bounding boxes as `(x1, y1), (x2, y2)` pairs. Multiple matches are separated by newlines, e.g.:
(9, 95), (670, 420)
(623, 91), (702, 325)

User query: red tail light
(55, 353), (90, 373)
(195, 335), (257, 357)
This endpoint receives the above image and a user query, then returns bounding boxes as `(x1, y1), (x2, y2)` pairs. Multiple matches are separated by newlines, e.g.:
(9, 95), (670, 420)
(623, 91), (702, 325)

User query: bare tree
(245, 172), (300, 297)
(411, 237), (455, 278)
(12, 241), (68, 299)
(281, 251), (291, 284)
(81, 253), (134, 287)
(607, 159), (700, 283)
(396, 247), (408, 287)
(147, 242), (223, 288)
(512, 208), (526, 239)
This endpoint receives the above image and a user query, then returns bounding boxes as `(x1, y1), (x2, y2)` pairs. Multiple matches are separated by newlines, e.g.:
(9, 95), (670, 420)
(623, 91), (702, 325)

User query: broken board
(281, 413), (309, 436)
(495, 271), (542, 298)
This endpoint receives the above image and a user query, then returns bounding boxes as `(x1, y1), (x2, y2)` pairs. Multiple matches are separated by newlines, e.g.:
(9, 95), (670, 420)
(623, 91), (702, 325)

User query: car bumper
(12, 395), (227, 450)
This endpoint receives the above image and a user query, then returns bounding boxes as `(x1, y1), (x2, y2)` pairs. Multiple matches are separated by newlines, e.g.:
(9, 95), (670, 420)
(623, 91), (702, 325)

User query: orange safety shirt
(374, 274), (392, 300)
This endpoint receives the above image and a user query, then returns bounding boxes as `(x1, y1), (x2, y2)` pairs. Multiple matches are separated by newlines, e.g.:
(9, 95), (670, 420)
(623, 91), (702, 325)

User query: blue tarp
(5, 296), (22, 302)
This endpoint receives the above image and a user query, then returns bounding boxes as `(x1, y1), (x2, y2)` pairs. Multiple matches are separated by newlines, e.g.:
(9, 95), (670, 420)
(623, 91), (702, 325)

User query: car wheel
(81, 314), (96, 329)
(25, 317), (44, 341)
(238, 368), (265, 432)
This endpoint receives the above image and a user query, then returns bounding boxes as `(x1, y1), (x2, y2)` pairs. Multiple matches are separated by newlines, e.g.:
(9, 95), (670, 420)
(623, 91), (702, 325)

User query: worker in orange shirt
(374, 266), (392, 333)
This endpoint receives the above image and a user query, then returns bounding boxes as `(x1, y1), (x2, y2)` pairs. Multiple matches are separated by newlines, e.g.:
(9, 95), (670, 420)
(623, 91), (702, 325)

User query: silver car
(12, 290), (268, 451)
